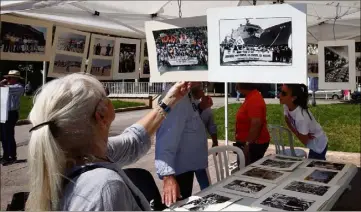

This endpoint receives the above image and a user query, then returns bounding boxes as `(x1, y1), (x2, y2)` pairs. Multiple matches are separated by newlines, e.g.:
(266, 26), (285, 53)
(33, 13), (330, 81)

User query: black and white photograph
(255, 193), (316, 211)
(175, 191), (240, 211)
(219, 17), (292, 66)
(238, 167), (288, 183)
(90, 59), (112, 77)
(144, 41), (148, 57)
(224, 179), (265, 194)
(324, 45), (349, 82)
(260, 159), (296, 168)
(143, 59), (150, 75)
(118, 43), (137, 73)
(252, 157), (302, 171)
(57, 32), (87, 54)
(284, 181), (330, 196)
(304, 169), (338, 184)
(93, 38), (114, 57)
(53, 54), (82, 74)
(274, 155), (303, 162)
(0, 21), (47, 55)
(305, 161), (346, 171)
(152, 26), (208, 72)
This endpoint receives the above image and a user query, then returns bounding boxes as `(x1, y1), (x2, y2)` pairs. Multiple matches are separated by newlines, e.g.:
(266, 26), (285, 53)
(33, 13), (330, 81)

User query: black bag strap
(64, 164), (146, 211)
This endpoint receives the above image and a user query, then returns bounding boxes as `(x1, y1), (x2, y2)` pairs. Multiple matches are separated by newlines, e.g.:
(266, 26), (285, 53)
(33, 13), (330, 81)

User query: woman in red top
(234, 83), (270, 165)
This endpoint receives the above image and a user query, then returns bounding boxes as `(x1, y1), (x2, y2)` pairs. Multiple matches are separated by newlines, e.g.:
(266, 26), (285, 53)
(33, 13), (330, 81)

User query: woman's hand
(162, 82), (192, 108)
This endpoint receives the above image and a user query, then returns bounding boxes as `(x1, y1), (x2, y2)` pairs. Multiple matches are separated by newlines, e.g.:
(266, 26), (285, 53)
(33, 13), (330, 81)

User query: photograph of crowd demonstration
(90, 59), (112, 76)
(118, 43), (136, 73)
(53, 54), (82, 74)
(152, 26), (208, 72)
(0, 21), (47, 54)
(324, 45), (349, 83)
(259, 193), (315, 211)
(219, 17), (292, 66)
(93, 38), (114, 57)
(57, 32), (86, 54)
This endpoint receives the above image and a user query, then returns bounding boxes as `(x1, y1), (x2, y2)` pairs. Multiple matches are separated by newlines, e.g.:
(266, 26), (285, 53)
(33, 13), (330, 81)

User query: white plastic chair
(207, 145), (245, 183)
(268, 124), (308, 158)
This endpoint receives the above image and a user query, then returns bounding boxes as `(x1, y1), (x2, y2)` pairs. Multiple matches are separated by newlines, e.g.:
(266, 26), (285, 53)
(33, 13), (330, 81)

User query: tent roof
(1, 1), (360, 43)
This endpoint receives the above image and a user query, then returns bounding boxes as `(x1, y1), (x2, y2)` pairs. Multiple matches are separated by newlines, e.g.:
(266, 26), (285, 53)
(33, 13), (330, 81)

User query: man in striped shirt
(0, 70), (24, 165)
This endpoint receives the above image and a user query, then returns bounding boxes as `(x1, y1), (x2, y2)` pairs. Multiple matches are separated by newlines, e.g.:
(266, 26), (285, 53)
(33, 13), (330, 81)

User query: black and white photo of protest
(152, 26), (208, 72)
(143, 59), (150, 75)
(90, 59), (112, 76)
(324, 46), (349, 82)
(242, 167), (284, 181)
(275, 155), (303, 162)
(284, 181), (330, 196)
(53, 54), (82, 74)
(260, 159), (296, 168)
(304, 169), (338, 184)
(93, 38), (114, 56)
(306, 161), (345, 171)
(223, 179), (266, 194)
(57, 32), (86, 54)
(260, 193), (315, 211)
(118, 43), (136, 73)
(0, 21), (47, 54)
(179, 193), (230, 211)
(219, 18), (292, 66)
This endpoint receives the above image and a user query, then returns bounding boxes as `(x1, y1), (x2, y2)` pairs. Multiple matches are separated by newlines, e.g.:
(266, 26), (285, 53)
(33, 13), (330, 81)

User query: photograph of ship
(0, 21), (47, 54)
(219, 17), (292, 66)
(118, 43), (136, 73)
(93, 38), (114, 57)
(153, 26), (208, 72)
(324, 46), (349, 82)
(90, 59), (112, 76)
(53, 54), (82, 74)
(57, 32), (86, 54)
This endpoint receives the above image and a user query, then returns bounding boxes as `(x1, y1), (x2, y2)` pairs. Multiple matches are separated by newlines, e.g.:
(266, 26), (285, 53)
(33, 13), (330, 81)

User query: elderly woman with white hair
(25, 73), (192, 211)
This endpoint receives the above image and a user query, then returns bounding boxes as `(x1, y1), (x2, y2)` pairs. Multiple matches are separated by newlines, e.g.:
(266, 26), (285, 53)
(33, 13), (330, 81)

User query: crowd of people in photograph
(324, 50), (348, 70)
(58, 38), (85, 53)
(154, 27), (208, 66)
(94, 43), (113, 56)
(119, 48), (136, 73)
(1, 33), (42, 53)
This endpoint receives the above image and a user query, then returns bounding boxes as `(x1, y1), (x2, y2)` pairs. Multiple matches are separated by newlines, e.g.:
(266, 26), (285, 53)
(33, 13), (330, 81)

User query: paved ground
(0, 98), (356, 210)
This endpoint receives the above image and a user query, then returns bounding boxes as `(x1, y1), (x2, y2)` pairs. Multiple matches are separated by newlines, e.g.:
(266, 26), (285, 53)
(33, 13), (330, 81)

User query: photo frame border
(207, 3), (307, 84)
(318, 39), (356, 90)
(48, 26), (90, 78)
(299, 168), (345, 185)
(234, 166), (291, 184)
(86, 33), (116, 80)
(112, 37), (140, 80)
(0, 14), (53, 62)
(145, 16), (208, 82)
(172, 190), (242, 211)
(251, 188), (328, 212)
(140, 39), (150, 78)
(216, 176), (277, 198)
(250, 157), (303, 171)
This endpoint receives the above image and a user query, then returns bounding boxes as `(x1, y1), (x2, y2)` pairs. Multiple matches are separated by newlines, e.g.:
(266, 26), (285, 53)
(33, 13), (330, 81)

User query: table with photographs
(166, 154), (357, 211)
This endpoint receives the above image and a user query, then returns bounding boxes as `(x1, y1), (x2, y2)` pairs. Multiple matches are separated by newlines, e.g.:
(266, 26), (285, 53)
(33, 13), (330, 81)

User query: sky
(219, 17), (291, 41)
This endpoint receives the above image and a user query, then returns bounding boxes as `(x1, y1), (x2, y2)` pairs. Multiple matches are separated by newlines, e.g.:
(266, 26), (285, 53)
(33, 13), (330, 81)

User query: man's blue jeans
(0, 111), (19, 160)
(195, 169), (210, 190)
(236, 91), (241, 101)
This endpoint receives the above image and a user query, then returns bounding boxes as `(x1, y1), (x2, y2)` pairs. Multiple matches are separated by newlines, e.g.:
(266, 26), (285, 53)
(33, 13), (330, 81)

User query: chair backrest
(208, 145), (245, 183)
(268, 124), (296, 156)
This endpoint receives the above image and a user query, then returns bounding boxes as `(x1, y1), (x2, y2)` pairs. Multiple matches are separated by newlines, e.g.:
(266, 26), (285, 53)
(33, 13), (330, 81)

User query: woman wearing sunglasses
(279, 84), (328, 160)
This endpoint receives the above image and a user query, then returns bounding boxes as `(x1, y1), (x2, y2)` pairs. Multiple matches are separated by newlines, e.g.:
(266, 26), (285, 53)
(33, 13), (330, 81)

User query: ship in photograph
(223, 179), (266, 194)
(0, 21), (47, 54)
(153, 26), (208, 72)
(304, 169), (338, 184)
(324, 45), (349, 82)
(219, 17), (292, 66)
(53, 54), (82, 74)
(306, 161), (345, 171)
(241, 167), (284, 181)
(259, 193), (315, 211)
(57, 32), (86, 54)
(284, 181), (330, 196)
(178, 193), (230, 211)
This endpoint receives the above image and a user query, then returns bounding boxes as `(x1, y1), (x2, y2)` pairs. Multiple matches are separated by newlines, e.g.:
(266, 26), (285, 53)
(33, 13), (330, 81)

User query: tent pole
(224, 82), (228, 146)
(42, 61), (47, 86)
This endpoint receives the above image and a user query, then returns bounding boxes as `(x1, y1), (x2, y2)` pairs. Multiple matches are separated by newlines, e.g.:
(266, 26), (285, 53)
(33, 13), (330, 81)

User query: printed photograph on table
(279, 180), (339, 198)
(272, 154), (304, 162)
(145, 16), (209, 82)
(318, 40), (356, 90)
(89, 59), (112, 77)
(236, 166), (290, 184)
(49, 54), (83, 77)
(302, 160), (348, 172)
(173, 191), (241, 211)
(0, 15), (53, 61)
(219, 17), (292, 66)
(252, 192), (325, 212)
(93, 37), (114, 57)
(252, 157), (303, 171)
(302, 168), (342, 185)
(217, 176), (276, 198)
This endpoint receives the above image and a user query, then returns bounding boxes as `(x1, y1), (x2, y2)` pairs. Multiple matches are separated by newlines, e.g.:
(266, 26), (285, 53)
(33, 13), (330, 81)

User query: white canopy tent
(1, 0), (360, 42)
